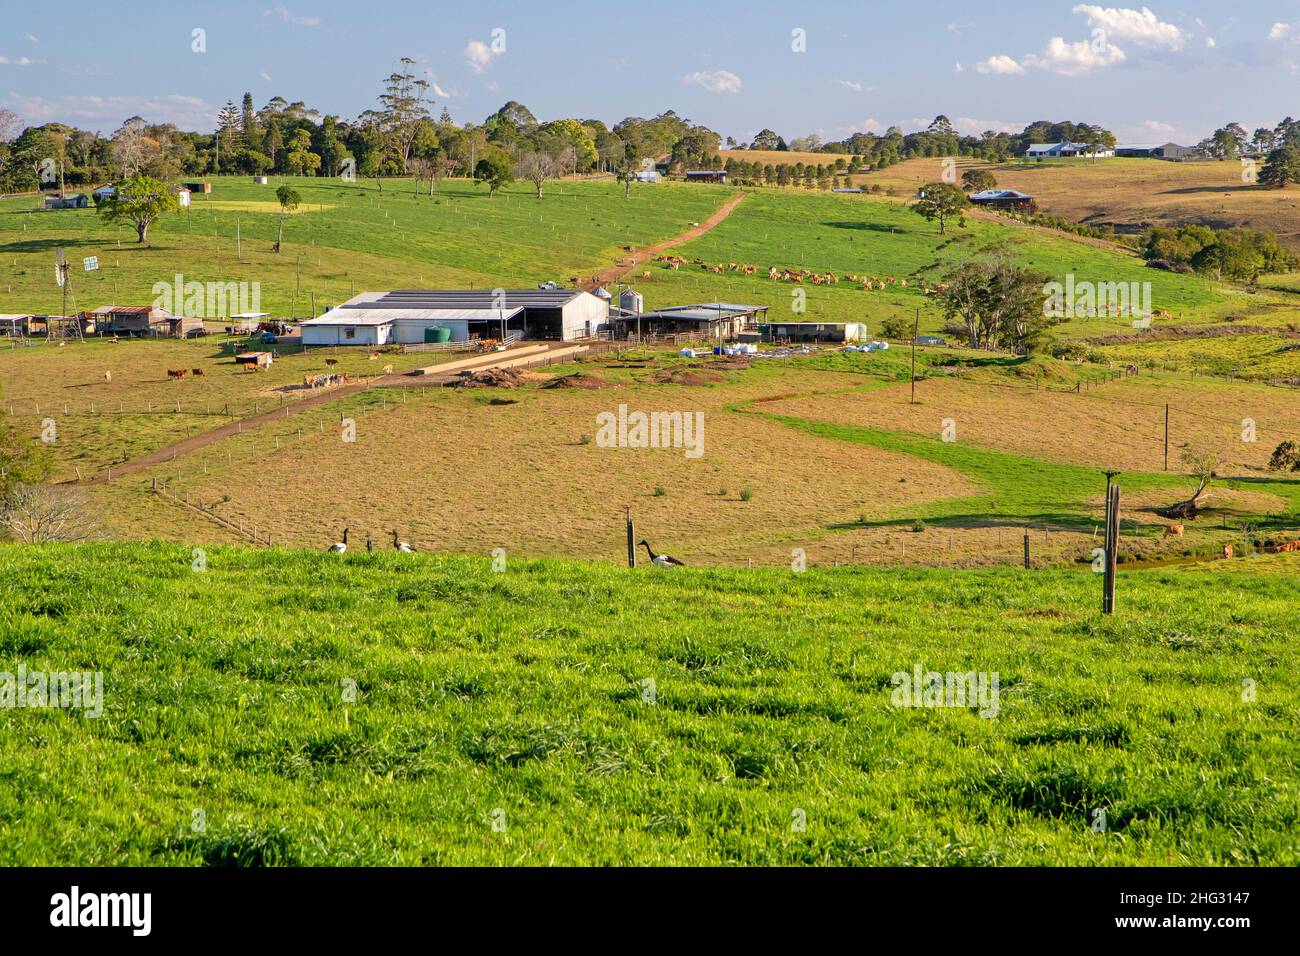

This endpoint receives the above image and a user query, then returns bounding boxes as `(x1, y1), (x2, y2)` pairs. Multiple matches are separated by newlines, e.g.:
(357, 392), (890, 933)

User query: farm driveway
(582, 192), (747, 290)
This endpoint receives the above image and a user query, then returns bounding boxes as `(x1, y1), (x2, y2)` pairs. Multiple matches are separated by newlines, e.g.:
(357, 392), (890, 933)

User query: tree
(273, 185), (300, 252)
(1259, 145), (1300, 189)
(110, 117), (158, 177)
(215, 100), (243, 172)
(937, 250), (1051, 351)
(516, 151), (560, 199)
(376, 57), (433, 173)
(1268, 440), (1300, 472)
(0, 107), (20, 144)
(473, 148), (513, 197)
(0, 414), (52, 505)
(97, 174), (180, 242)
(1161, 446), (1220, 519)
(3, 485), (101, 544)
(750, 129), (787, 151)
(961, 168), (998, 192)
(285, 128), (321, 176)
(241, 92), (263, 151)
(911, 182), (968, 234)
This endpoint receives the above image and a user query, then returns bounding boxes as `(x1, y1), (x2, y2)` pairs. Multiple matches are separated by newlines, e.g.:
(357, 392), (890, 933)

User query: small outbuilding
(44, 194), (90, 209)
(683, 170), (728, 184)
(968, 188), (1036, 214)
(762, 321), (867, 344)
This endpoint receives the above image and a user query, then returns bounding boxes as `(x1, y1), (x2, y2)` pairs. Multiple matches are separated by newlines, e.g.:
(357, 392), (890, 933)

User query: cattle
(1165, 523), (1184, 537)
(324, 358), (339, 367)
(166, 369), (187, 380)
(191, 368), (204, 376)
(103, 371), (112, 383)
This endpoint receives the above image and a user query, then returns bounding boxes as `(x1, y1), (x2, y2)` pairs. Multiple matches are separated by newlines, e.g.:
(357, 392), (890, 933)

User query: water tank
(424, 326), (451, 343)
(620, 289), (644, 314)
(592, 286), (612, 301)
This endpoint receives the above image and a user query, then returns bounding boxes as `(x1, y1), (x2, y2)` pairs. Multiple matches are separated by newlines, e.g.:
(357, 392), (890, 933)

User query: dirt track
(582, 192), (747, 290)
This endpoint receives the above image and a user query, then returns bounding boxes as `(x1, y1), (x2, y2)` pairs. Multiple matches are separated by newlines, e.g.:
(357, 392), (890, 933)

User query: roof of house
(969, 189), (1033, 201)
(0, 314), (32, 322)
(91, 305), (165, 316)
(658, 302), (765, 314)
(630, 303), (765, 323)
(302, 307), (525, 327)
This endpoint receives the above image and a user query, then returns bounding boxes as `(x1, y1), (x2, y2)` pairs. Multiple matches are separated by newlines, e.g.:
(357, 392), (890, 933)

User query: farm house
(1025, 142), (1113, 159)
(761, 321), (867, 344)
(1114, 142), (1197, 161)
(300, 289), (609, 346)
(43, 194), (90, 209)
(968, 189), (1036, 214)
(0, 314), (37, 336)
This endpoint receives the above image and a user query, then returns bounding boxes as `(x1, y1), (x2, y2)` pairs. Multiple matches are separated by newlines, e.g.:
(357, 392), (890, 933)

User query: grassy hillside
(1, 542), (1296, 865)
(0, 176), (732, 316)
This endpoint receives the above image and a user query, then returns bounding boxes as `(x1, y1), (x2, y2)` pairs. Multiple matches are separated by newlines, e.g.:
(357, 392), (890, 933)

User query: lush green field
(0, 542), (1294, 866)
(0, 176), (731, 316)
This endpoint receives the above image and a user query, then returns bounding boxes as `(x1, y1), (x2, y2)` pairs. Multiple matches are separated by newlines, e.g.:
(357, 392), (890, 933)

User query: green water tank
(425, 326), (452, 343)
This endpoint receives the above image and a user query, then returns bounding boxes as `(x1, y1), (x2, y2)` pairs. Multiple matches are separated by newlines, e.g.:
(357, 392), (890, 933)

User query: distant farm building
(915, 335), (946, 346)
(44, 193), (90, 209)
(300, 289), (609, 346)
(0, 314), (36, 336)
(634, 171), (660, 183)
(683, 170), (728, 184)
(184, 182), (212, 194)
(84, 306), (203, 338)
(968, 188), (1036, 214)
(1025, 142), (1113, 160)
(611, 303), (767, 339)
(761, 321), (867, 344)
(1114, 142), (1197, 161)
(92, 185), (116, 202)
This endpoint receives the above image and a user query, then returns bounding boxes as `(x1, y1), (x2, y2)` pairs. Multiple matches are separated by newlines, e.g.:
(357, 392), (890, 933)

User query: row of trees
(738, 117), (1117, 165)
(1142, 224), (1297, 281)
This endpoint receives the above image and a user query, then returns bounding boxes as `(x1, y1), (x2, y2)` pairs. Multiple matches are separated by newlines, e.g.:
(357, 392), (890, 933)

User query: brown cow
(324, 358), (339, 367)
(167, 369), (187, 380)
(191, 368), (204, 376)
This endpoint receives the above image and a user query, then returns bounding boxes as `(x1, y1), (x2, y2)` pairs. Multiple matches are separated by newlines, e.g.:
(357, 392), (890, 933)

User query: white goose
(640, 540), (684, 567)
(327, 528), (349, 553)
(392, 530), (415, 553)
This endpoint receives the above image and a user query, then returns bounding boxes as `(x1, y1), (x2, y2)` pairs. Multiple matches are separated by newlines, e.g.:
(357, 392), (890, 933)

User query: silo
(619, 288), (644, 314)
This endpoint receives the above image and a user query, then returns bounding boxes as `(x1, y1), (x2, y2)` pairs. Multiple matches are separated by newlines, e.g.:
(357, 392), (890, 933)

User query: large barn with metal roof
(299, 289), (609, 346)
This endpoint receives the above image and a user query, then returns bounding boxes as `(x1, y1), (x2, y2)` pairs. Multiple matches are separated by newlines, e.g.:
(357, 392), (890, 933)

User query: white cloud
(681, 69), (743, 94)
(952, 116), (1022, 135)
(1204, 36), (1216, 48)
(954, 62), (964, 72)
(0, 56), (42, 66)
(1023, 36), (1126, 75)
(1143, 119), (1176, 136)
(24, 33), (39, 44)
(975, 55), (1026, 75)
(465, 39), (496, 73)
(484, 80), (499, 93)
(262, 6), (320, 27)
(1269, 22), (1300, 44)
(432, 82), (453, 98)
(259, 70), (272, 82)
(6, 93), (218, 129)
(838, 79), (864, 92)
(1072, 5), (1186, 50)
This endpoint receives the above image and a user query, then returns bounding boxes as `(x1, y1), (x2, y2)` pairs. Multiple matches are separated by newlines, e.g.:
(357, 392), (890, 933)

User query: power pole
(910, 307), (919, 404)
(1163, 404), (1169, 471)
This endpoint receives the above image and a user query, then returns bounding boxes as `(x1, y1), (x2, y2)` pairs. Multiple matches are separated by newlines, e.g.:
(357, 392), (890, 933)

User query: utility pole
(910, 307), (919, 404)
(1163, 404), (1169, 471)
(1103, 474), (1121, 614)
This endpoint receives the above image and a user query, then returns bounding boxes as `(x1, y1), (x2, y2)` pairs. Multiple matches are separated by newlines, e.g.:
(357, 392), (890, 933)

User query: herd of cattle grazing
(652, 255), (949, 293)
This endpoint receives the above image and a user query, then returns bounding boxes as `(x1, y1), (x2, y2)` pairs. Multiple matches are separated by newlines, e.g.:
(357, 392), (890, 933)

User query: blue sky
(5, 1), (1300, 144)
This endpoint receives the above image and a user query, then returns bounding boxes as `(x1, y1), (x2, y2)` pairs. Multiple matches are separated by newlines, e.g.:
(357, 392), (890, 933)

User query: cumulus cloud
(1072, 5), (1186, 50)
(681, 69), (743, 94)
(0, 56), (43, 66)
(838, 79), (864, 92)
(465, 39), (496, 73)
(1269, 22), (1300, 44)
(1023, 36), (1126, 74)
(263, 6), (320, 27)
(975, 55), (1026, 75)
(1143, 119), (1176, 136)
(24, 33), (39, 44)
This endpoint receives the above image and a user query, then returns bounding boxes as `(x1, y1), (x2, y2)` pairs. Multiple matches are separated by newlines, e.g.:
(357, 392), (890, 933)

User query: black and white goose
(640, 540), (684, 567)
(327, 528), (349, 553)
(392, 530), (415, 553)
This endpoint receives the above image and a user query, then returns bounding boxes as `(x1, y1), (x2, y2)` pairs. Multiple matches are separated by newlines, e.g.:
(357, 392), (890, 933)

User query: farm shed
(92, 185), (116, 202)
(915, 335), (946, 346)
(611, 302), (767, 340)
(301, 289), (607, 345)
(968, 189), (1036, 214)
(89, 305), (172, 336)
(165, 315), (205, 338)
(634, 171), (660, 183)
(762, 321), (867, 344)
(185, 182), (212, 194)
(1114, 142), (1197, 161)
(0, 314), (36, 336)
(44, 194), (89, 209)
(683, 170), (728, 184)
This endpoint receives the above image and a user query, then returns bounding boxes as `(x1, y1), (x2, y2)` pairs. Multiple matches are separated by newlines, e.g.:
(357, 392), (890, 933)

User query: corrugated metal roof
(302, 307), (524, 326)
(336, 289), (588, 311)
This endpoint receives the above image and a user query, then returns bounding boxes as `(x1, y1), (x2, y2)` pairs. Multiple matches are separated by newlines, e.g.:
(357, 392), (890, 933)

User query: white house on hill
(1026, 142), (1114, 159)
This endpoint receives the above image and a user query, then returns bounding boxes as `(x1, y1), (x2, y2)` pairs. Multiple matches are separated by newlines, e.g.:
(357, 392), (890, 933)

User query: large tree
(516, 151), (560, 198)
(273, 184), (300, 252)
(1259, 145), (1300, 189)
(911, 182), (968, 235)
(97, 174), (180, 242)
(376, 57), (433, 173)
